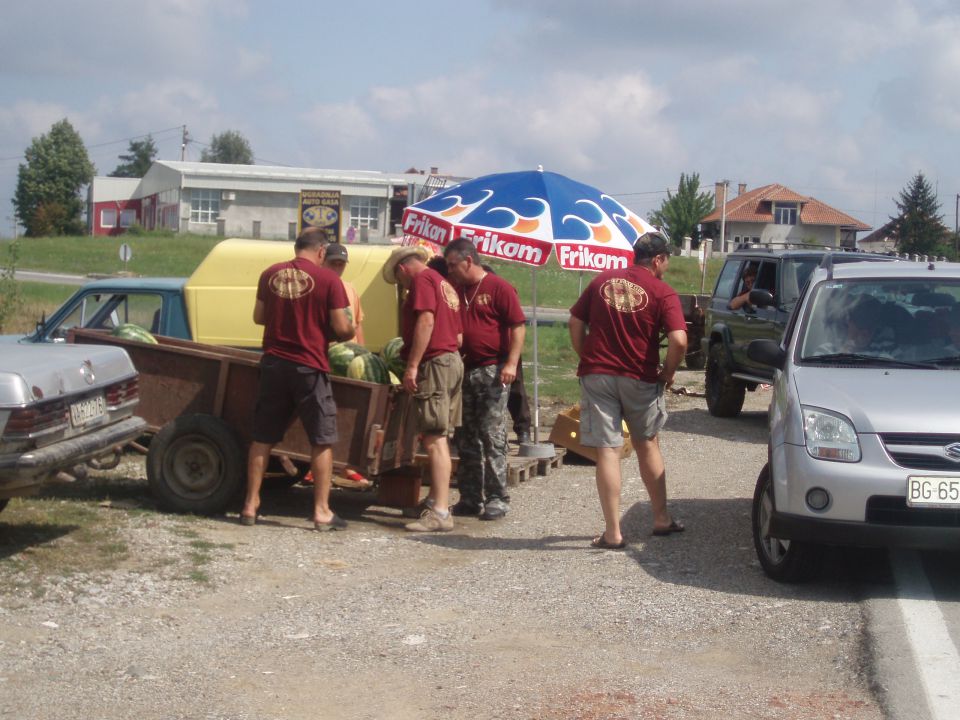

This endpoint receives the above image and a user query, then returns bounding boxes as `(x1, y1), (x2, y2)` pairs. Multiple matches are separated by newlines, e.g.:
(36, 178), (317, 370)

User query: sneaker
(405, 508), (454, 532)
(450, 500), (483, 516)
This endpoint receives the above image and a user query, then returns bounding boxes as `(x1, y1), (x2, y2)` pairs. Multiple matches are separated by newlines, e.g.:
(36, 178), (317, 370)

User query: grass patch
(5, 232), (220, 277)
(6, 281), (77, 335)
(524, 324), (581, 401)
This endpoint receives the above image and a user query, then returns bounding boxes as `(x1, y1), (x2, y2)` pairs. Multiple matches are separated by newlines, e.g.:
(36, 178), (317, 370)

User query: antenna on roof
(818, 251), (834, 281)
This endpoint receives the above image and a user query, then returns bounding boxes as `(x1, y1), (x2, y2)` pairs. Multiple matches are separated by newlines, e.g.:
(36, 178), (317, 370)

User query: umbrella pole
(532, 267), (539, 443)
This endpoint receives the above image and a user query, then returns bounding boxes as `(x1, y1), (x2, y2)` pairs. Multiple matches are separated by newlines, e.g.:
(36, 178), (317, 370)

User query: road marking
(892, 550), (960, 720)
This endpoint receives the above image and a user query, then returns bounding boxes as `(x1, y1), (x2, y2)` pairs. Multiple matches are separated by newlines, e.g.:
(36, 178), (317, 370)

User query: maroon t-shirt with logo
(257, 257), (349, 372)
(458, 272), (526, 369)
(401, 267), (462, 363)
(569, 264), (686, 382)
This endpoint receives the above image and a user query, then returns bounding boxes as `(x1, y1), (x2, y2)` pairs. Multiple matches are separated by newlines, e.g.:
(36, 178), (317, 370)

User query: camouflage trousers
(456, 364), (510, 509)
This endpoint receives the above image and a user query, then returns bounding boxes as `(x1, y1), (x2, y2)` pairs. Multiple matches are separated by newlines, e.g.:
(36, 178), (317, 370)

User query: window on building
(190, 188), (220, 224)
(774, 203), (798, 225)
(349, 196), (380, 230)
(101, 208), (117, 228)
(120, 209), (137, 228)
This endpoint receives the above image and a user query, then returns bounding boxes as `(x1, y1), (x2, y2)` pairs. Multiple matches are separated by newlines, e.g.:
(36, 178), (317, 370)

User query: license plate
(906, 476), (960, 507)
(70, 395), (106, 427)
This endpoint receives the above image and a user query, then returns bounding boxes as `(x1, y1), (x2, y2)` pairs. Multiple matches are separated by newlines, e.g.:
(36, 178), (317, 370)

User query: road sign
(119, 243), (132, 263)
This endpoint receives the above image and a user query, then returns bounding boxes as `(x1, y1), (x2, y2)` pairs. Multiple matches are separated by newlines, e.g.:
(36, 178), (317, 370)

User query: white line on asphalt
(892, 550), (960, 720)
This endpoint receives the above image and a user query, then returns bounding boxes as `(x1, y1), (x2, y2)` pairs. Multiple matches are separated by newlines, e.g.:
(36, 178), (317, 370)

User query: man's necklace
(464, 272), (487, 310)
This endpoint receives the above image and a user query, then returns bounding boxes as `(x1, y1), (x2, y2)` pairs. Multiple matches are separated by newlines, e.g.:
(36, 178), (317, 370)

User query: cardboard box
(548, 405), (633, 463)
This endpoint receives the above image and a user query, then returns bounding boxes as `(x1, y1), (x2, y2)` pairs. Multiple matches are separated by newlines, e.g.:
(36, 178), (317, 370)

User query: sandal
(651, 519), (685, 536)
(314, 514), (348, 532)
(590, 534), (626, 550)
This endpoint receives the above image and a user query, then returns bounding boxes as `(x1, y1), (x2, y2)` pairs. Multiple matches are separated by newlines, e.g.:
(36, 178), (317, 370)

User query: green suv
(702, 246), (892, 417)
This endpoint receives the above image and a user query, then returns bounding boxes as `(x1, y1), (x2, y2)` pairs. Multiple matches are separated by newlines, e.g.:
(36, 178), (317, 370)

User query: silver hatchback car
(747, 258), (960, 581)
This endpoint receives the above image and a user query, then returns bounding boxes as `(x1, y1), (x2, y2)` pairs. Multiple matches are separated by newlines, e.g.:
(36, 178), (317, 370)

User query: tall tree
(110, 135), (157, 177)
(13, 118), (95, 237)
(891, 172), (946, 256)
(648, 172), (715, 247)
(199, 130), (254, 164)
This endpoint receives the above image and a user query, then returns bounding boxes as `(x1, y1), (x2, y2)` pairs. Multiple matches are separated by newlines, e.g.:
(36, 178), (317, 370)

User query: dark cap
(325, 243), (348, 262)
(633, 231), (671, 259)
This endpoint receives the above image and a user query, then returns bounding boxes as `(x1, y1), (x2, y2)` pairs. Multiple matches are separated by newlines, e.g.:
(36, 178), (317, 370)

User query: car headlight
(802, 406), (861, 462)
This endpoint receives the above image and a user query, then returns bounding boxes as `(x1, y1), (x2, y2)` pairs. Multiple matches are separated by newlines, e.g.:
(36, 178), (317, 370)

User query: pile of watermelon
(328, 340), (401, 385)
(111, 323), (158, 344)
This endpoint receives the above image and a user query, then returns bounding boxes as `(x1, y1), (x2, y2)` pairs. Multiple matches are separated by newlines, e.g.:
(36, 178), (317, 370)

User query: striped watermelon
(328, 341), (370, 377)
(346, 353), (389, 384)
(111, 323), (158, 344)
(379, 336), (405, 377)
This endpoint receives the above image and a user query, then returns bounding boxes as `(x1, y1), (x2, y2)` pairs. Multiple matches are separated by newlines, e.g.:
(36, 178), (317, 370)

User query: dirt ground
(0, 371), (885, 719)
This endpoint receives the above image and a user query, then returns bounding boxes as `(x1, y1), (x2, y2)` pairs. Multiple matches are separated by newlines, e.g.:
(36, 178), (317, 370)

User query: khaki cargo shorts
(579, 373), (666, 447)
(413, 351), (463, 436)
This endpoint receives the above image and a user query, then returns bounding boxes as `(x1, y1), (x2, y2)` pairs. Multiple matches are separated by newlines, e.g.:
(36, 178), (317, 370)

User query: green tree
(648, 172), (715, 247)
(13, 119), (95, 237)
(200, 130), (254, 164)
(110, 135), (157, 177)
(891, 172), (946, 256)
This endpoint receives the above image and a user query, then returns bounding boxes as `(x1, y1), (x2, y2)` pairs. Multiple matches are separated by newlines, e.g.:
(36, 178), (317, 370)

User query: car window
(755, 261), (776, 296)
(713, 261), (742, 300)
(48, 293), (163, 339)
(779, 258), (819, 311)
(799, 278), (960, 363)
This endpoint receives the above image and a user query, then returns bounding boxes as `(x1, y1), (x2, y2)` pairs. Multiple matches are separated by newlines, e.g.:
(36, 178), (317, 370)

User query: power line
(0, 125), (184, 163)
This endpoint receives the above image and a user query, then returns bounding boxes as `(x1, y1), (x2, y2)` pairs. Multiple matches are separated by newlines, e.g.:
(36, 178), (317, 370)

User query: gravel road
(0, 372), (884, 719)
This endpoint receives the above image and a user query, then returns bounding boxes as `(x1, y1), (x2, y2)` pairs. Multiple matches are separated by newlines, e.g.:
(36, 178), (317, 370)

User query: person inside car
(728, 265), (757, 311)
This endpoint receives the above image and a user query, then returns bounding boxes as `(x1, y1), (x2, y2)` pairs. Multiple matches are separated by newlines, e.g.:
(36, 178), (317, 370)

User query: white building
(88, 160), (458, 242)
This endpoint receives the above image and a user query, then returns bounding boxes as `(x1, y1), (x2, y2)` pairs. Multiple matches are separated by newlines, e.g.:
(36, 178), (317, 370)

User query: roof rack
(731, 241), (862, 253)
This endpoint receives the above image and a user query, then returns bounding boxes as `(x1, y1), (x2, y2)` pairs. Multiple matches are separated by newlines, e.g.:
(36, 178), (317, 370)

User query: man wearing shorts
(241, 227), (355, 531)
(568, 231), (688, 549)
(383, 245), (463, 532)
(444, 238), (526, 520)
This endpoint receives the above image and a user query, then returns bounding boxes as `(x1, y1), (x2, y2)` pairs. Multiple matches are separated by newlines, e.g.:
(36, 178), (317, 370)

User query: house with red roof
(699, 182), (870, 251)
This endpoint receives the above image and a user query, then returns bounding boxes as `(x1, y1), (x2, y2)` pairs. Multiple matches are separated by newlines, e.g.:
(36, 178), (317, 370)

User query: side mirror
(747, 339), (786, 370)
(749, 289), (775, 308)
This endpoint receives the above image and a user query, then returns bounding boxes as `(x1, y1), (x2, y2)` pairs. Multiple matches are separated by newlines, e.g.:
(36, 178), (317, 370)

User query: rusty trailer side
(69, 329), (420, 514)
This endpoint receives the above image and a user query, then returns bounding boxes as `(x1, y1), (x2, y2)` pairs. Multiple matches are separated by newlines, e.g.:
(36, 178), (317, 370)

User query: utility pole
(719, 179), (729, 253)
(180, 125), (189, 161)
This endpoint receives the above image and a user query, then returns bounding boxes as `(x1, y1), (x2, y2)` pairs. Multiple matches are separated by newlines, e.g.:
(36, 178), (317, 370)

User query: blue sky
(2, 0), (960, 238)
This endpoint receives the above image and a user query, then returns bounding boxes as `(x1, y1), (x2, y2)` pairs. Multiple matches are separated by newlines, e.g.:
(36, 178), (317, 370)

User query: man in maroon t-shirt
(241, 227), (355, 531)
(444, 238), (526, 520)
(382, 245), (464, 532)
(569, 231), (688, 549)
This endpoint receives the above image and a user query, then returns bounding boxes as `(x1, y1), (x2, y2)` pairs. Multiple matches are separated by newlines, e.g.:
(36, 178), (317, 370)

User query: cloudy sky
(2, 0), (959, 237)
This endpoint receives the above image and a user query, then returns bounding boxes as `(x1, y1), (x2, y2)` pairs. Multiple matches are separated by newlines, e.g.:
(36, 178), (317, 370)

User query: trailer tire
(0, 499), (8, 515)
(147, 414), (244, 514)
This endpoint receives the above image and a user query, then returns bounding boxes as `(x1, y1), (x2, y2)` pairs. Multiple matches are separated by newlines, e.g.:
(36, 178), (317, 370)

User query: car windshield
(798, 277), (960, 365)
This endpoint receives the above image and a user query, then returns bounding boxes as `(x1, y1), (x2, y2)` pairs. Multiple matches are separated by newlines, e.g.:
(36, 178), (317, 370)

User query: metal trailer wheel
(146, 414), (244, 514)
(751, 463), (822, 583)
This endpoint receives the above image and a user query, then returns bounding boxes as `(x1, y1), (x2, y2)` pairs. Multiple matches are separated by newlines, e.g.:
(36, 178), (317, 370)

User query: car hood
(792, 366), (960, 434)
(0, 344), (136, 406)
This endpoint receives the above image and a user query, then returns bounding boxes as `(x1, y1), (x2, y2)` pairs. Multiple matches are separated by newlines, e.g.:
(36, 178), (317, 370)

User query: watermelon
(328, 341), (370, 377)
(388, 371), (401, 385)
(346, 353), (389, 384)
(111, 323), (158, 344)
(379, 336), (405, 377)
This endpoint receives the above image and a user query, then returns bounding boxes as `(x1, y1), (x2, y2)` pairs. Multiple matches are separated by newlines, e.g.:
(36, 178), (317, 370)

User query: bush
(0, 241), (24, 333)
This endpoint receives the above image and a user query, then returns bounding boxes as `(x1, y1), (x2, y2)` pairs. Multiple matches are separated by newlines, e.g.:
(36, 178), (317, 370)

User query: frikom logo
(403, 211), (451, 245)
(460, 228), (544, 265)
(558, 245), (628, 271)
(944, 442), (960, 463)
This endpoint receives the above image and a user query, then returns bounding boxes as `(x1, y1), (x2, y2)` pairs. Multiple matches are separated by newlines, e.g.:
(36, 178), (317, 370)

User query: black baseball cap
(325, 243), (349, 262)
(633, 231), (671, 259)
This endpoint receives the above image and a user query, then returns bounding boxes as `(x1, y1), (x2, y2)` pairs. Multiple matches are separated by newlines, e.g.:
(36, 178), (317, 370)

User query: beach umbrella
(401, 169), (657, 443)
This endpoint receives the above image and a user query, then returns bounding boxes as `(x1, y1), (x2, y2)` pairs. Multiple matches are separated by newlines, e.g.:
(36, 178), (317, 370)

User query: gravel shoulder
(0, 372), (883, 719)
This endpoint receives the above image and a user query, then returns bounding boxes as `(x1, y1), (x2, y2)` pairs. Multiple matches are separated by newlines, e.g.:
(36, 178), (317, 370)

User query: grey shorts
(579, 374), (667, 447)
(252, 354), (338, 446)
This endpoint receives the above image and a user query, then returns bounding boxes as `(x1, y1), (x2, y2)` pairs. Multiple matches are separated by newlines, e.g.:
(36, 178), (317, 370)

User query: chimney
(738, 183), (747, 196)
(430, 166), (439, 175)
(714, 182), (726, 210)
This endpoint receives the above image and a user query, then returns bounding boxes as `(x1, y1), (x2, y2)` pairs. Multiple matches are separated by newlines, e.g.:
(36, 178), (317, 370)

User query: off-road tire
(705, 343), (746, 417)
(146, 414), (244, 514)
(752, 464), (823, 583)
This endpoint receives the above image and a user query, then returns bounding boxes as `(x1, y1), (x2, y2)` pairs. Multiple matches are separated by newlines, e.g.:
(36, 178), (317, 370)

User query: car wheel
(146, 414), (244, 514)
(705, 343), (746, 417)
(752, 463), (822, 583)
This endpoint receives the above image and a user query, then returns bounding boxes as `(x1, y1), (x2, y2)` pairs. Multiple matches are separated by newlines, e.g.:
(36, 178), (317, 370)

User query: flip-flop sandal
(590, 534), (626, 550)
(314, 514), (348, 532)
(651, 519), (685, 536)
(239, 514), (258, 526)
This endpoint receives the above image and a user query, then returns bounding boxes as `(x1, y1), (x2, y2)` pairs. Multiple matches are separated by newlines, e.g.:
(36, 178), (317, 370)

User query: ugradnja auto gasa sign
(299, 189), (341, 239)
